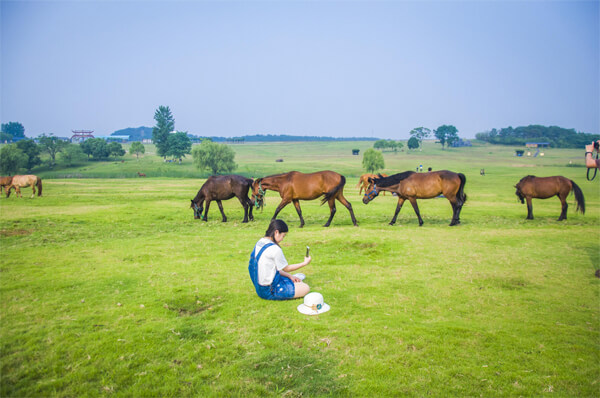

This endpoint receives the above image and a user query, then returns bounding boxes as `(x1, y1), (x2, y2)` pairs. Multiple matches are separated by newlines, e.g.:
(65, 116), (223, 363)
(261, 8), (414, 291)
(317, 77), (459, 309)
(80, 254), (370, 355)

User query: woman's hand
(303, 255), (312, 266)
(290, 275), (302, 283)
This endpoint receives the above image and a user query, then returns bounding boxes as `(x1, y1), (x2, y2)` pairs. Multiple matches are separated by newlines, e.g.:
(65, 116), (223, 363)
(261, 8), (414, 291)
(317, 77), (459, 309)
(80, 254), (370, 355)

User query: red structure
(71, 130), (94, 142)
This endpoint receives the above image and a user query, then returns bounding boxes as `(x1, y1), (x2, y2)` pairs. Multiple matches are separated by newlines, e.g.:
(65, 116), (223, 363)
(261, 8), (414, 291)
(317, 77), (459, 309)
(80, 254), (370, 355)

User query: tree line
(475, 125), (599, 148)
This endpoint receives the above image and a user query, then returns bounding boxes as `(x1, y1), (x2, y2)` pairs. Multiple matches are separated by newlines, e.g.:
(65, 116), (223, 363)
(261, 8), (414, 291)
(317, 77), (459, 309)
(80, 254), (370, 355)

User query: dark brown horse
(515, 175), (585, 220)
(363, 170), (467, 226)
(191, 175), (254, 223)
(251, 170), (358, 227)
(0, 176), (13, 196)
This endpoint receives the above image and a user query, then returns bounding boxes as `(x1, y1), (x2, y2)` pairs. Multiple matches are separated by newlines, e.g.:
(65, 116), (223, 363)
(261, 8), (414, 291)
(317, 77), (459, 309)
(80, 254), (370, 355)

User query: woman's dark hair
(265, 219), (288, 241)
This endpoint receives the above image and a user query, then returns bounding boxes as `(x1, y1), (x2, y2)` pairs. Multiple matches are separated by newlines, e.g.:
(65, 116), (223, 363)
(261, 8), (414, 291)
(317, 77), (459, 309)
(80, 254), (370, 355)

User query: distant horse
(0, 176), (13, 196)
(363, 170), (467, 226)
(6, 175), (43, 198)
(137, 172), (146, 177)
(252, 170), (358, 227)
(357, 173), (388, 195)
(191, 175), (254, 223)
(515, 175), (585, 221)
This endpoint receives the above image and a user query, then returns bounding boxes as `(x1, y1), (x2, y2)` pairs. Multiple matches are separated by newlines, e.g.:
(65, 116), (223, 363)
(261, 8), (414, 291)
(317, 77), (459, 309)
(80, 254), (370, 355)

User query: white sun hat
(297, 292), (330, 315)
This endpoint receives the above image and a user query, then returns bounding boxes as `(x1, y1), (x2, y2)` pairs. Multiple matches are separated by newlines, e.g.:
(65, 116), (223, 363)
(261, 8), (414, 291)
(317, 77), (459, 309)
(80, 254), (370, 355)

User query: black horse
(191, 175), (254, 223)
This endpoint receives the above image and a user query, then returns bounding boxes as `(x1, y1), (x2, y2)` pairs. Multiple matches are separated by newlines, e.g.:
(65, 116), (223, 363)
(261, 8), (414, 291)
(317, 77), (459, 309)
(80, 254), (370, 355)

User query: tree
(38, 134), (67, 167)
(81, 138), (109, 159)
(362, 148), (384, 173)
(373, 139), (388, 150)
(1, 122), (25, 139)
(192, 140), (237, 174)
(374, 139), (403, 152)
(407, 136), (420, 150)
(0, 144), (27, 175)
(16, 139), (42, 171)
(434, 125), (458, 149)
(108, 142), (126, 159)
(60, 144), (86, 166)
(152, 105), (174, 159)
(166, 132), (192, 163)
(409, 127), (431, 147)
(130, 142), (145, 159)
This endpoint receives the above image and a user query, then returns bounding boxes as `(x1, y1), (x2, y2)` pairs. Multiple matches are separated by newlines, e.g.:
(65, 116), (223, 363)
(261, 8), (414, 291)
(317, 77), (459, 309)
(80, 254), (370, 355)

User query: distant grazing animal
(0, 176), (13, 196)
(5, 175), (42, 198)
(252, 170), (358, 228)
(363, 170), (467, 226)
(137, 172), (146, 177)
(357, 173), (388, 196)
(191, 175), (254, 223)
(514, 175), (585, 221)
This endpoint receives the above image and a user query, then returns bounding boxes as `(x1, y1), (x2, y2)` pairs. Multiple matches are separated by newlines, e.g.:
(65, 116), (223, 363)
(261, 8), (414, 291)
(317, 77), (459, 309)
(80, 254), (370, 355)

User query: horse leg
(202, 199), (211, 221)
(292, 200), (306, 228)
(525, 197), (533, 220)
(216, 200), (227, 222)
(31, 184), (36, 198)
(323, 199), (337, 227)
(237, 196), (249, 223)
(247, 197), (254, 221)
(389, 198), (405, 225)
(272, 199), (291, 220)
(336, 194), (358, 226)
(448, 198), (460, 226)
(408, 198), (424, 226)
(557, 194), (568, 221)
(16, 187), (22, 198)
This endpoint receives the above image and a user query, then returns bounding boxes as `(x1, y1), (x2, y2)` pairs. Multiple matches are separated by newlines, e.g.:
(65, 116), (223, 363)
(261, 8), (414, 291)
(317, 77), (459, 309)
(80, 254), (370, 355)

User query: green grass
(1, 142), (599, 397)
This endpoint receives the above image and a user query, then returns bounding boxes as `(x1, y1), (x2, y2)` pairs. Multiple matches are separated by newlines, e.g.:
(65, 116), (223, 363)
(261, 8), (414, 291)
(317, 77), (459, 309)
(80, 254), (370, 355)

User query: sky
(1, 1), (598, 139)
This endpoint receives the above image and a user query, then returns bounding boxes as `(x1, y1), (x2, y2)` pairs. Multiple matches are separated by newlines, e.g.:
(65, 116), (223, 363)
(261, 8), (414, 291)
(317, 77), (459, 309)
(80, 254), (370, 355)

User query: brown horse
(363, 170), (467, 226)
(357, 173), (388, 195)
(191, 175), (254, 223)
(0, 176), (13, 196)
(515, 175), (585, 221)
(137, 172), (146, 177)
(252, 170), (358, 227)
(6, 175), (42, 198)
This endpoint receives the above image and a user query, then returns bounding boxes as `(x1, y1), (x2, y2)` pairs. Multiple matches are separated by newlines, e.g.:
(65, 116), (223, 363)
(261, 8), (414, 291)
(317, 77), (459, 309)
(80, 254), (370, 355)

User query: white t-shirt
(254, 237), (288, 286)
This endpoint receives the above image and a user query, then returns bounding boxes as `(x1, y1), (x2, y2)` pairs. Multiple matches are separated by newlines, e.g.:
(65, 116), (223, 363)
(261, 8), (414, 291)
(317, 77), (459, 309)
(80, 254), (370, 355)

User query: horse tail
(37, 177), (43, 196)
(570, 179), (585, 215)
(457, 173), (467, 205)
(321, 175), (346, 205)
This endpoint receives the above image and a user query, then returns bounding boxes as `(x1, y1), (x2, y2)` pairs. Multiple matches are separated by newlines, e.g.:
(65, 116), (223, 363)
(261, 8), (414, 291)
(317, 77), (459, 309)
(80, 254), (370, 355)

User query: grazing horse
(252, 170), (358, 227)
(363, 170), (467, 226)
(357, 173), (388, 195)
(515, 175), (585, 221)
(5, 175), (43, 198)
(137, 172), (146, 177)
(191, 175), (254, 223)
(0, 176), (13, 196)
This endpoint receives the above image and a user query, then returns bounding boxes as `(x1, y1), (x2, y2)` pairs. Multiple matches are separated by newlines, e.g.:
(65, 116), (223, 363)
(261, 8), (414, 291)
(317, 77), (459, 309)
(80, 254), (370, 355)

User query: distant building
(450, 139), (472, 147)
(142, 139), (153, 144)
(95, 135), (129, 143)
(71, 130), (94, 142)
(525, 142), (550, 148)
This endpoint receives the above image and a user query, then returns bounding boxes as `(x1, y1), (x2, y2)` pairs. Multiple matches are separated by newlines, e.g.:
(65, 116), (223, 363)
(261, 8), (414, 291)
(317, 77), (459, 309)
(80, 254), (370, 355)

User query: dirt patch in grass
(0, 229), (32, 237)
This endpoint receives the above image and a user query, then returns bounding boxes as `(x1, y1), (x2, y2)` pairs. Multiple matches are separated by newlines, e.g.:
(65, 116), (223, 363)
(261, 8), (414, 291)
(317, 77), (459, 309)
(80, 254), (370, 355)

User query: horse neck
(192, 191), (204, 204)
(261, 175), (285, 190)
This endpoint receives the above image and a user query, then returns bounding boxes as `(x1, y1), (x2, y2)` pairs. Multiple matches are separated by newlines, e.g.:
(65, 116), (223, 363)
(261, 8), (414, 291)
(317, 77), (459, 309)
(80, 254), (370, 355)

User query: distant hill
(112, 126), (153, 141)
(112, 128), (377, 142)
(475, 125), (599, 148)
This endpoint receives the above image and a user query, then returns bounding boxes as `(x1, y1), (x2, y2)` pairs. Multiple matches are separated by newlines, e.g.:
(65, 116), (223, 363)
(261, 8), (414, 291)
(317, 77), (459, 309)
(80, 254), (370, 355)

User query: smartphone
(306, 246), (310, 257)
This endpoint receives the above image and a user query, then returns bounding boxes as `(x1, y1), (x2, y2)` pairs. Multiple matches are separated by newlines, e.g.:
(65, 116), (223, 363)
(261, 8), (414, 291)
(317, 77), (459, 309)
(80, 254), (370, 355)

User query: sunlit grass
(1, 142), (598, 397)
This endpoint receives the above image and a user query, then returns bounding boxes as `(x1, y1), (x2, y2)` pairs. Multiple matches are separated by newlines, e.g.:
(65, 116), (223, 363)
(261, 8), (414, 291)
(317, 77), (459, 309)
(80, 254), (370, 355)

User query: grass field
(1, 141), (599, 397)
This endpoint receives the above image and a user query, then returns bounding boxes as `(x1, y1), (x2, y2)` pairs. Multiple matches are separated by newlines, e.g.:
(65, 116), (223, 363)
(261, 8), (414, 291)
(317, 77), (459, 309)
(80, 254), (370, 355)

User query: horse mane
(373, 171), (416, 187)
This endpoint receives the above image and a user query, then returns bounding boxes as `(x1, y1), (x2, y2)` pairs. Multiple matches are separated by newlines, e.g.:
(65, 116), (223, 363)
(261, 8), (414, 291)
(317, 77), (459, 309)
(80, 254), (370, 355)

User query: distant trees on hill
(475, 125), (599, 148)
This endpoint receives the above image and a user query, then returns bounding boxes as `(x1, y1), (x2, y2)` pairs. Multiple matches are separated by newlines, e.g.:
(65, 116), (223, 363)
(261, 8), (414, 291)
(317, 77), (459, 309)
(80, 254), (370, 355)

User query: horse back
(288, 171), (343, 199)
(518, 175), (570, 199)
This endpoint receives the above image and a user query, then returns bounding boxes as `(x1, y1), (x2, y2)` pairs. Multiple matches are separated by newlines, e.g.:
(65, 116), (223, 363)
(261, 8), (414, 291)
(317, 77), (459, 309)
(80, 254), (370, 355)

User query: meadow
(1, 141), (599, 397)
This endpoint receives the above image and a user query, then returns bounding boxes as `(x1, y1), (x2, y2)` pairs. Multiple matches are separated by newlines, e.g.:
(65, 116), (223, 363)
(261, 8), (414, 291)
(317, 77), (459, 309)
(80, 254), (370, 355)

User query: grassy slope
(1, 142), (598, 397)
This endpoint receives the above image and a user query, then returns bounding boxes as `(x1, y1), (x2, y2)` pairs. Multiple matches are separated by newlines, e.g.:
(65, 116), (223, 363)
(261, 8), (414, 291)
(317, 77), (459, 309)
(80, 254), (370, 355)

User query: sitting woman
(249, 219), (311, 300)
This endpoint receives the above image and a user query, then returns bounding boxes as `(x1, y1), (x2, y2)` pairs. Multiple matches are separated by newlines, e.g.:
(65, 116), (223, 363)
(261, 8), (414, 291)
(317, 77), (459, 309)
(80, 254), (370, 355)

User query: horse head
(514, 185), (525, 204)
(190, 199), (203, 219)
(362, 178), (380, 204)
(252, 179), (265, 210)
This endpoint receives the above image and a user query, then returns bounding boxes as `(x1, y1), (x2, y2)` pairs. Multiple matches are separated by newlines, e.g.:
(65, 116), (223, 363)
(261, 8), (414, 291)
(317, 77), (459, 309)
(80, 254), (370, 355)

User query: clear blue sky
(1, 0), (598, 139)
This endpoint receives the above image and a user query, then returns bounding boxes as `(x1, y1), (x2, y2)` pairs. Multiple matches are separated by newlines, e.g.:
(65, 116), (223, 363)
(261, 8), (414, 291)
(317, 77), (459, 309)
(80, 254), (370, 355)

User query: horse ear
(377, 174), (383, 178)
